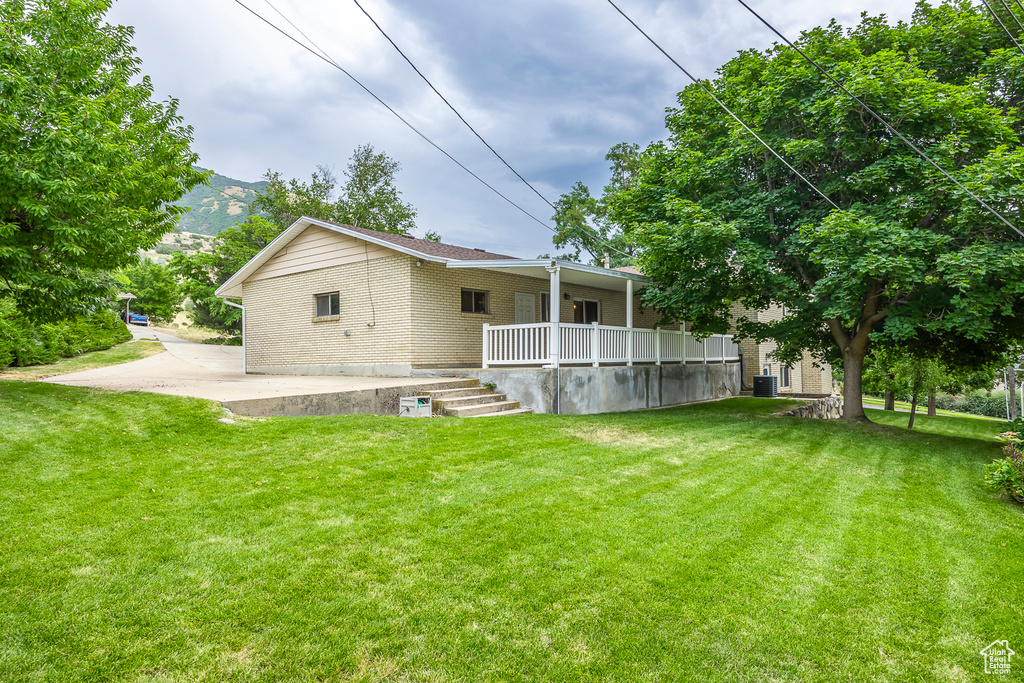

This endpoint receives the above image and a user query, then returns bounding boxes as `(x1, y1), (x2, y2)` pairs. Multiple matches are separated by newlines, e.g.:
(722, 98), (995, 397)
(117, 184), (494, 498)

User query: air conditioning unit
(399, 395), (432, 417)
(753, 375), (778, 398)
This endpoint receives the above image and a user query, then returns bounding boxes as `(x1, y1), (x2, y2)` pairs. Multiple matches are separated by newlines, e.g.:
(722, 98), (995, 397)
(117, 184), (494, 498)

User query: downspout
(222, 300), (246, 375)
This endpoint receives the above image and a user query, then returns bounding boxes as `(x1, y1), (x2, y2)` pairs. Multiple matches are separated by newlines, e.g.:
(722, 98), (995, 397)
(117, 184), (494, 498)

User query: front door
(514, 293), (536, 324)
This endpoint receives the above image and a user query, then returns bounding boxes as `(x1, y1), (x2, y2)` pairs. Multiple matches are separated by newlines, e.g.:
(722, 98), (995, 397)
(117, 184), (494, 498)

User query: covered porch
(444, 258), (741, 369)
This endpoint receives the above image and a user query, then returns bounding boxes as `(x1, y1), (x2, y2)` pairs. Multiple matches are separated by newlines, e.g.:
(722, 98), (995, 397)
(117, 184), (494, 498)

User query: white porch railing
(483, 322), (741, 368)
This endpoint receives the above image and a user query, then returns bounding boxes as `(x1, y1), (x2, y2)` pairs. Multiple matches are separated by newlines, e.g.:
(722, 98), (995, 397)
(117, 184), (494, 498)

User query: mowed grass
(0, 340), (165, 381)
(0, 385), (1021, 682)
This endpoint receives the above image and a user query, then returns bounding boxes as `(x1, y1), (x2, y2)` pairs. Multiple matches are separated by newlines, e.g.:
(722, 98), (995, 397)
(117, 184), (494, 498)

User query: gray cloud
(107, 0), (918, 257)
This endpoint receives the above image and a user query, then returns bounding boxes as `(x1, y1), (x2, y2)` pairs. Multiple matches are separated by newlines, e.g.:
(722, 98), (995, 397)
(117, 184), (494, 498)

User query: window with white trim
(314, 292), (339, 319)
(780, 365), (792, 388)
(461, 289), (489, 314)
(540, 292), (550, 322)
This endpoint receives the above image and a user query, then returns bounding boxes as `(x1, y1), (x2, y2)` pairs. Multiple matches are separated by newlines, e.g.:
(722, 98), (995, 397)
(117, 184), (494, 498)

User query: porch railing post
(592, 321), (600, 367)
(703, 337), (708, 364)
(655, 328), (662, 366)
(482, 323), (490, 368)
(627, 327), (633, 367)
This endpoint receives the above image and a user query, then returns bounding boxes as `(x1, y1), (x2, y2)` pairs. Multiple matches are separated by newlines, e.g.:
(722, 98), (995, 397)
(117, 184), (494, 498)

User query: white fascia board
(445, 258), (648, 283)
(215, 216), (449, 298)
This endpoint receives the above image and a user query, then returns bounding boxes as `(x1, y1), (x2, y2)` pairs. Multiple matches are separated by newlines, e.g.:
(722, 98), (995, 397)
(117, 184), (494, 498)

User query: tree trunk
(927, 393), (936, 418)
(884, 390), (895, 411)
(1009, 366), (1018, 421)
(842, 347), (869, 421)
(907, 393), (918, 430)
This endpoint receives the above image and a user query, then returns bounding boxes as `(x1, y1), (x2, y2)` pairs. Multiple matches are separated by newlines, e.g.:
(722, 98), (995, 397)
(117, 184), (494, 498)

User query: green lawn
(862, 395), (1002, 421)
(0, 385), (1021, 682)
(0, 339), (165, 381)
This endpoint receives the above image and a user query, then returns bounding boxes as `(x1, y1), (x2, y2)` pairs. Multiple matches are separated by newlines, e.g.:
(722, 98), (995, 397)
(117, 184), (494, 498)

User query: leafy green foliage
(0, 0), (206, 317)
(934, 392), (1012, 418)
(551, 142), (638, 266)
(171, 216), (281, 332)
(0, 298), (130, 369)
(613, 2), (1024, 420)
(120, 259), (181, 322)
(252, 145), (418, 234)
(987, 425), (1024, 501)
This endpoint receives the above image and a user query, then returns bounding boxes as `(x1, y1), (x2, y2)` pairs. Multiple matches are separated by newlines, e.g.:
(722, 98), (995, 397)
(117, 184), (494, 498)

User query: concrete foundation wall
(415, 362), (741, 415)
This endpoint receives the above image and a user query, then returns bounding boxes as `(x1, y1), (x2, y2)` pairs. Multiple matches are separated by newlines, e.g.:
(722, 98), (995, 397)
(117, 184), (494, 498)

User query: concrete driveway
(45, 325), (447, 404)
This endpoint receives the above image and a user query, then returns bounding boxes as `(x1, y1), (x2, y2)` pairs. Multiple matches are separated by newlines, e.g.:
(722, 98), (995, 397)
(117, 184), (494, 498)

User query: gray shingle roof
(320, 220), (515, 261)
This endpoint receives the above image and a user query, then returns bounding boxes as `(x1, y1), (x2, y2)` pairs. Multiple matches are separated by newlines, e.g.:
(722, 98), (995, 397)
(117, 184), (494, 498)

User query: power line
(734, 0), (1024, 239)
(240, 0), (637, 264)
(980, 0), (1024, 54)
(349, 0), (557, 211)
(232, 0), (553, 232)
(996, 0), (1024, 34)
(604, 0), (841, 211)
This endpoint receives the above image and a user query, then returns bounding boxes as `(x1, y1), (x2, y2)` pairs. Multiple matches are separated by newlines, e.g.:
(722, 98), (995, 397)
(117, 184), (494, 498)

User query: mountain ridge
(172, 168), (268, 235)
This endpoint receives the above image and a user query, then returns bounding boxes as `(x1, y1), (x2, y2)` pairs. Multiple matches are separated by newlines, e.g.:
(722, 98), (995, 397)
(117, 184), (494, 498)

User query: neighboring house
(731, 305), (833, 395)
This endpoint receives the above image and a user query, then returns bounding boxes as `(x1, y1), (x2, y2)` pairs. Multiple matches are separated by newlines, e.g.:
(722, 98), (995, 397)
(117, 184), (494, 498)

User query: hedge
(934, 393), (1013, 419)
(0, 299), (132, 369)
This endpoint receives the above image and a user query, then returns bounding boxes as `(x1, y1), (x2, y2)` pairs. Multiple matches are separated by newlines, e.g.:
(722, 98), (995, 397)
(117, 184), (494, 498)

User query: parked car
(119, 311), (150, 326)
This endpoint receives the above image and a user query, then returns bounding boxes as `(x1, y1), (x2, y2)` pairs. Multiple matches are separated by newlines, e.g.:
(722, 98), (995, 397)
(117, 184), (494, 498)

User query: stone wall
(779, 395), (844, 419)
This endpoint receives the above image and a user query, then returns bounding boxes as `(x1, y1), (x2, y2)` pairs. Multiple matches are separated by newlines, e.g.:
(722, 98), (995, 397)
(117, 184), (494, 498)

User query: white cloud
(106, 0), (920, 257)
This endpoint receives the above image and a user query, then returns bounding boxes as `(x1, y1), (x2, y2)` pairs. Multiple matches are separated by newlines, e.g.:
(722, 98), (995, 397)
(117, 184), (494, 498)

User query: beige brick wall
(243, 254), (413, 370)
(409, 262), (664, 367)
(243, 253), (661, 371)
(730, 304), (832, 394)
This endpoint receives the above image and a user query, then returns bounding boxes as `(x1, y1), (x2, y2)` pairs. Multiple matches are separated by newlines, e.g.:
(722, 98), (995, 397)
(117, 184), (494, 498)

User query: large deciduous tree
(613, 1), (1024, 420)
(551, 142), (639, 266)
(252, 145), (417, 234)
(0, 0), (205, 316)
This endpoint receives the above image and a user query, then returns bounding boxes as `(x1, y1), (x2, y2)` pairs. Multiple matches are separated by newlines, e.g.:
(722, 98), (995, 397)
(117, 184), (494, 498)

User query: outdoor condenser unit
(399, 395), (432, 418)
(753, 375), (778, 398)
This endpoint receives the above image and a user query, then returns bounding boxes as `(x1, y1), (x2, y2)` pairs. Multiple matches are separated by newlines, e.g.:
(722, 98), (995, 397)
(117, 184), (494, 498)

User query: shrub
(934, 392), (1009, 418)
(987, 425), (1024, 503)
(0, 299), (131, 369)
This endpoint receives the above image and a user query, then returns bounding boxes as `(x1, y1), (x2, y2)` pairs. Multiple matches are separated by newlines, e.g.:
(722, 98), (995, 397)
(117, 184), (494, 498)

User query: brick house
(216, 217), (825, 397)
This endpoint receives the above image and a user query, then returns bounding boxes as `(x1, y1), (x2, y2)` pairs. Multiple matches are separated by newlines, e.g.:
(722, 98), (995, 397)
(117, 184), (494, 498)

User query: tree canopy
(613, 1), (1024, 420)
(120, 259), (182, 323)
(551, 142), (639, 266)
(253, 145), (417, 234)
(0, 0), (205, 316)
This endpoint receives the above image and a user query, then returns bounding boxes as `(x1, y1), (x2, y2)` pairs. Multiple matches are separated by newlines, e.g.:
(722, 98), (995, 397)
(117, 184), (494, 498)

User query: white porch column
(626, 279), (634, 367)
(482, 323), (490, 369)
(546, 263), (561, 368)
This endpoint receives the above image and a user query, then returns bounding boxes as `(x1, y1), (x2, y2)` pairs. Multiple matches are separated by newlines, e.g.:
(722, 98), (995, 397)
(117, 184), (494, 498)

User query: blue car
(120, 311), (150, 326)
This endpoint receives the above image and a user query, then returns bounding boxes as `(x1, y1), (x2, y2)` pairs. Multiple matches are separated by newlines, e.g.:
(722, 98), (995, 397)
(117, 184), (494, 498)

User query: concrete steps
(423, 379), (532, 417)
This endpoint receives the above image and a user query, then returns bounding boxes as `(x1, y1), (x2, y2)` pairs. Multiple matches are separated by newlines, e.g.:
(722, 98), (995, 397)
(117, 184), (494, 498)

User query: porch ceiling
(444, 259), (646, 293)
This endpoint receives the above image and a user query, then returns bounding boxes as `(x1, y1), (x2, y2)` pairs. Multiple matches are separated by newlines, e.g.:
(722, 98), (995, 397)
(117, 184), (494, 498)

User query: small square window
(315, 292), (339, 318)
(461, 289), (489, 314)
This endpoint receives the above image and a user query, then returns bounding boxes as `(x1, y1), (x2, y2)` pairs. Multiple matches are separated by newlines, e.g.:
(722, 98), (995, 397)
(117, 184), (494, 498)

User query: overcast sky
(105, 0), (919, 258)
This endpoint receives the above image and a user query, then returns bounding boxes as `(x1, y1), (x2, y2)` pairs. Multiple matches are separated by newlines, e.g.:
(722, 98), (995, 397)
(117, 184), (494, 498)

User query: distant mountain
(172, 168), (269, 235)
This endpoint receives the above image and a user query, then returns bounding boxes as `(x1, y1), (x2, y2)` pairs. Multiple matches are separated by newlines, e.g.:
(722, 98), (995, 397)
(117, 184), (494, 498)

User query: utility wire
(996, 0), (1024, 34)
(734, 0), (1024, 239)
(980, 0), (1024, 54)
(232, 0), (553, 232)
(349, 0), (557, 211)
(604, 0), (841, 211)
(241, 0), (636, 264)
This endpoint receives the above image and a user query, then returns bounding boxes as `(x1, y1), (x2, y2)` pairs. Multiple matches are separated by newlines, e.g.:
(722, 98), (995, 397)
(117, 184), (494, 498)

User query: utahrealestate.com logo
(981, 640), (1015, 675)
